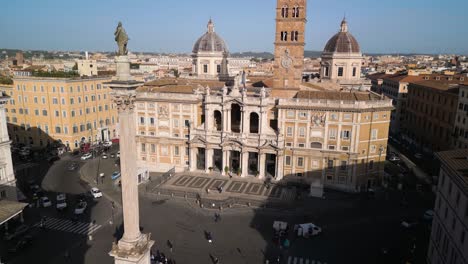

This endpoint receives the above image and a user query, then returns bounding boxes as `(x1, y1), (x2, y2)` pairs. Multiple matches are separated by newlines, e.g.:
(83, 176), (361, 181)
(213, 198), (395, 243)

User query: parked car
(74, 201), (87, 215)
(295, 223), (322, 237)
(388, 155), (401, 162)
(56, 193), (67, 210)
(7, 235), (33, 253)
(111, 171), (121, 180)
(116, 151), (120, 158)
(90, 187), (103, 198)
(40, 196), (52, 207)
(110, 153), (115, 158)
(102, 153), (108, 159)
(81, 153), (92, 160)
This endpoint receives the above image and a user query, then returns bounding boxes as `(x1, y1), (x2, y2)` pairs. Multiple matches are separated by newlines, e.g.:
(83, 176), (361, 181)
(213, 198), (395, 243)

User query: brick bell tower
(272, 0), (307, 97)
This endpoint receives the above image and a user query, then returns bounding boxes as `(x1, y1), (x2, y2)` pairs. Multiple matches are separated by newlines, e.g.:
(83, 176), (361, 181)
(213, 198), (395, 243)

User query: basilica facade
(133, 0), (392, 194)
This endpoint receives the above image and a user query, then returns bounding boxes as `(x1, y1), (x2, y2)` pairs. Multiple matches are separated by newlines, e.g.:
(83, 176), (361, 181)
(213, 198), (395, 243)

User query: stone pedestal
(106, 55), (153, 264)
(115, 56), (133, 82)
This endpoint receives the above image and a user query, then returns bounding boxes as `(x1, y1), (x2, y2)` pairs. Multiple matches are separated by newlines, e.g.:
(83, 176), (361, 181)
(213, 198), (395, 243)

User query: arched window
(281, 31), (288, 41)
(214, 110), (222, 131)
(281, 5), (289, 18)
(250, 112), (259, 134)
(294, 31), (298, 41)
(293, 6), (300, 17)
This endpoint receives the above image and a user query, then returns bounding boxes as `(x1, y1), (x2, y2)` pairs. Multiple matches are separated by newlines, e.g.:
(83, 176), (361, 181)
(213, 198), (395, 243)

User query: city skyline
(1, 0), (468, 55)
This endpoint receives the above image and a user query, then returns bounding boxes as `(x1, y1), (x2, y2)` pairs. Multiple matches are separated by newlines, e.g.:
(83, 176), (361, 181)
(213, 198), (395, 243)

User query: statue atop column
(114, 22), (129, 56)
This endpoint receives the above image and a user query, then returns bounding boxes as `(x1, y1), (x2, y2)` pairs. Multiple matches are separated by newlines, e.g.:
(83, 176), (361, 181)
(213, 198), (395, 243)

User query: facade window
(203, 64), (208, 73)
(338, 67), (344, 77)
(286, 127), (293, 137)
(141, 143), (146, 152)
(370, 145), (376, 153)
(175, 146), (179, 156)
(324, 66), (329, 77)
(34, 97), (38, 103)
(281, 5), (289, 18)
(292, 6), (299, 17)
(281, 31), (288, 41)
(42, 97), (46, 104)
(217, 65), (221, 73)
(371, 129), (378, 140)
(61, 98), (65, 104)
(352, 67), (357, 77)
(343, 113), (352, 120)
(151, 144), (156, 153)
(285, 156), (291, 166)
(298, 127), (305, 137)
(62, 111), (67, 118)
(341, 130), (350, 139)
(340, 161), (347, 170)
(287, 111), (295, 118)
(63, 126), (68, 134)
(150, 118), (155, 125)
(328, 145), (336, 150)
(329, 128), (337, 139)
(327, 159), (333, 169)
(299, 112), (307, 118)
(55, 126), (61, 134)
(42, 110), (47, 116)
(60, 86), (64, 93)
(55, 110), (59, 117)
(297, 157), (304, 167)
(52, 98), (58, 104)
(34, 109), (39, 116)
(174, 119), (179, 128)
(70, 98), (74, 104)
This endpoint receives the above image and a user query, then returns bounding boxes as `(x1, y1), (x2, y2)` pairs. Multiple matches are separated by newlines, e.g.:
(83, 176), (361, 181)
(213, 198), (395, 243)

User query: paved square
(173, 175), (193, 186)
(225, 181), (248, 193)
(264, 185), (282, 198)
(207, 179), (228, 190)
(245, 183), (265, 195)
(187, 177), (211, 189)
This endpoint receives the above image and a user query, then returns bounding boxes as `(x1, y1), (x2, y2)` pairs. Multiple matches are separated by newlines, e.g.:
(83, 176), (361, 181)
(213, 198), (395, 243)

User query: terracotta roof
(296, 90), (383, 101)
(410, 80), (460, 93)
(139, 78), (226, 94)
(436, 149), (468, 186)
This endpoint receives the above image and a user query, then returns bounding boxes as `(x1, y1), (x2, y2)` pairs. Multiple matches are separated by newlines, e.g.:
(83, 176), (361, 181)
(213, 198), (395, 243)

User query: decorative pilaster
(205, 148), (213, 173)
(241, 151), (249, 177)
(276, 153), (284, 181)
(189, 147), (197, 172)
(258, 153), (266, 179)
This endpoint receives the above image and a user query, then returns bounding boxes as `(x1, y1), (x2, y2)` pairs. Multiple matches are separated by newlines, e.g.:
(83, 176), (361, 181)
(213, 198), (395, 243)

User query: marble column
(108, 55), (153, 264)
(221, 150), (228, 175)
(259, 153), (266, 179)
(189, 147), (197, 172)
(205, 148), (213, 173)
(276, 154), (284, 181)
(242, 110), (249, 134)
(241, 151), (249, 177)
(227, 109), (232, 132)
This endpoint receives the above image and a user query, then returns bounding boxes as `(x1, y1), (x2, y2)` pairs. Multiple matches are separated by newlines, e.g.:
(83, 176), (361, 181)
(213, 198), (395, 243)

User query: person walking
(167, 240), (173, 252)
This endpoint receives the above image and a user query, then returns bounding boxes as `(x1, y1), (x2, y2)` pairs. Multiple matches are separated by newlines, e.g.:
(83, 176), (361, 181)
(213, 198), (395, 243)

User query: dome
(323, 19), (360, 54)
(192, 19), (229, 54)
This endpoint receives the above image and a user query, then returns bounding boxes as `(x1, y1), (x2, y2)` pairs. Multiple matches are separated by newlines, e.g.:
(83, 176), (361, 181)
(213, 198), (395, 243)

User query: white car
(40, 197), (52, 208)
(103, 141), (112, 147)
(81, 153), (92, 160)
(102, 154), (108, 159)
(90, 187), (102, 198)
(74, 201), (87, 214)
(388, 155), (400, 162)
(56, 193), (67, 210)
(296, 223), (322, 237)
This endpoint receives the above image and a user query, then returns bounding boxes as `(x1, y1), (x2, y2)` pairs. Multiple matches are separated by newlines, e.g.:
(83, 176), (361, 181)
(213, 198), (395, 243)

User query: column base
(110, 233), (154, 264)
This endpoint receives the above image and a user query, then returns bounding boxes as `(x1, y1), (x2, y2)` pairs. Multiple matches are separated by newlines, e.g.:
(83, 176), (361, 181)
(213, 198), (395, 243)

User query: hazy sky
(1, 0), (467, 54)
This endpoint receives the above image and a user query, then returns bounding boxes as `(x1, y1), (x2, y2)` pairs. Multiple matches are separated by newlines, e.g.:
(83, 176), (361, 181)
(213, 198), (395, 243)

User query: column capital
(112, 93), (137, 112)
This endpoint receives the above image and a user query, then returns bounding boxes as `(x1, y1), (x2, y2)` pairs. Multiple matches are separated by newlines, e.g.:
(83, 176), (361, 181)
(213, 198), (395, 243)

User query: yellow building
(2, 76), (118, 150)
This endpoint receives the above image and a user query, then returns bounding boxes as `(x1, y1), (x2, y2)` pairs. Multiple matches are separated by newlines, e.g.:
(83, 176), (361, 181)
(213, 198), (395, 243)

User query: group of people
(151, 249), (175, 264)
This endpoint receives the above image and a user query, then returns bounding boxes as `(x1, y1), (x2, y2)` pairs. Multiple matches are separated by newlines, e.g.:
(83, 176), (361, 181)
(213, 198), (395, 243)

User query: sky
(1, 0), (468, 55)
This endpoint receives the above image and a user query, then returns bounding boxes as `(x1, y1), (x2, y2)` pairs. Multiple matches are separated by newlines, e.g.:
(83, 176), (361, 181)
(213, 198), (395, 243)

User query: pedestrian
(167, 240), (173, 252)
(206, 187), (210, 194)
(207, 231), (213, 243)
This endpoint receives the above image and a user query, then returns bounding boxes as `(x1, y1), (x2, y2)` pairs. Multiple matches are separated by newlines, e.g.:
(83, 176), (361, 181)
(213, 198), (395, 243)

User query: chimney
(85, 51), (89, 60)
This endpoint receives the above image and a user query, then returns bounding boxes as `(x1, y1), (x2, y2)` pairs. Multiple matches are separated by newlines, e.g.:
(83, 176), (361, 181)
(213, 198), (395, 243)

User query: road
(2, 146), (434, 264)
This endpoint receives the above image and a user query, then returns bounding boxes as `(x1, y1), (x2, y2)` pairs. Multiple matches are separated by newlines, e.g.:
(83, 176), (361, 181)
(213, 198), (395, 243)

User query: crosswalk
(33, 217), (101, 236)
(287, 256), (328, 264)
